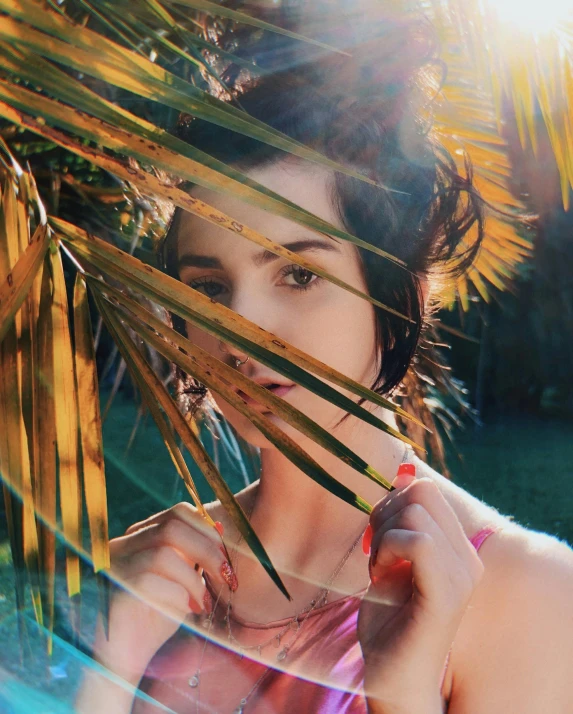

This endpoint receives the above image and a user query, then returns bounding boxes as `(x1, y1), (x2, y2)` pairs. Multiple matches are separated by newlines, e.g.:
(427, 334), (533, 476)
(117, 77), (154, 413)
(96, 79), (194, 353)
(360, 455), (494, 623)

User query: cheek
(183, 291), (380, 446)
(287, 293), (379, 387)
(185, 322), (220, 356)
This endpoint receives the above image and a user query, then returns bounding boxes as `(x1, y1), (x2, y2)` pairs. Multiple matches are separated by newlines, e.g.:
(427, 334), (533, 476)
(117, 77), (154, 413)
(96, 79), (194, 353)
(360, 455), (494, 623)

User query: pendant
(277, 648), (288, 662)
(289, 617), (299, 631)
(188, 674), (200, 688)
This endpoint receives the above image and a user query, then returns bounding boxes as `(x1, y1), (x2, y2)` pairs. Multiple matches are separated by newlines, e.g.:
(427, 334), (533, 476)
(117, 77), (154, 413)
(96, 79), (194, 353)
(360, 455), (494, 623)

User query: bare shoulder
(442, 496), (573, 711)
(416, 460), (573, 711)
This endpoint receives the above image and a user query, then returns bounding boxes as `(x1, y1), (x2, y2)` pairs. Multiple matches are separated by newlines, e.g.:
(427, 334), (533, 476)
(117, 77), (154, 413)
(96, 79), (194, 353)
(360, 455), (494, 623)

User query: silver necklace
(184, 444), (411, 713)
(190, 524), (365, 714)
(223, 521), (365, 662)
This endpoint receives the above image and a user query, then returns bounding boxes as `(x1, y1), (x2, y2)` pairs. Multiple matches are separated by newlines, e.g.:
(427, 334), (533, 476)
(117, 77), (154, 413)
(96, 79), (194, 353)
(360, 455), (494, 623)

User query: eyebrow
(178, 238), (341, 270)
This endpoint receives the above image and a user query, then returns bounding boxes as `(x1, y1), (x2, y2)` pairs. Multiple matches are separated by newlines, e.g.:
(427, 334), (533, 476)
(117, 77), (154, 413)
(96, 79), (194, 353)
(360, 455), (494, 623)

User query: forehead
(175, 161), (355, 259)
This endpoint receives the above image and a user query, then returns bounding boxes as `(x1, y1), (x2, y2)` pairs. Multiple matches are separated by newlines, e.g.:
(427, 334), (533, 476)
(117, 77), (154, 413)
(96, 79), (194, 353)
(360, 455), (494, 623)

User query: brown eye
(279, 264), (321, 291)
(291, 266), (315, 285)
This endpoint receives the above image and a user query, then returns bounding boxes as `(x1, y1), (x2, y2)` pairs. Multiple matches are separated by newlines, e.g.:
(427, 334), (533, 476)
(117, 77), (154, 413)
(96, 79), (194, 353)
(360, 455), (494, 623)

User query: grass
(446, 413), (573, 547)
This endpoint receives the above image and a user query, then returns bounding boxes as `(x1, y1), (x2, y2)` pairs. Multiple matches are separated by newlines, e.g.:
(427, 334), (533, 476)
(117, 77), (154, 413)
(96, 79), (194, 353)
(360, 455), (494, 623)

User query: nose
(219, 288), (277, 368)
(217, 340), (250, 369)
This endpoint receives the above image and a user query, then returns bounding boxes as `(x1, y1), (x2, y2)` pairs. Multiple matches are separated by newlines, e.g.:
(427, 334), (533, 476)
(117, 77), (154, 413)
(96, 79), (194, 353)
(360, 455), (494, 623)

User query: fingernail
(221, 559), (238, 592)
(362, 523), (373, 556)
(189, 596), (202, 615)
(214, 521), (224, 536)
(371, 546), (378, 569)
(368, 551), (382, 585)
(397, 462), (416, 477)
(203, 589), (213, 615)
(368, 548), (377, 577)
(392, 463), (416, 488)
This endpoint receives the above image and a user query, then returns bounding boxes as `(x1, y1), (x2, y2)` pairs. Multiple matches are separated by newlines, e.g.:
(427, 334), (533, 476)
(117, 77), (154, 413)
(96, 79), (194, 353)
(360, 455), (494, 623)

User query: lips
(237, 383), (294, 406)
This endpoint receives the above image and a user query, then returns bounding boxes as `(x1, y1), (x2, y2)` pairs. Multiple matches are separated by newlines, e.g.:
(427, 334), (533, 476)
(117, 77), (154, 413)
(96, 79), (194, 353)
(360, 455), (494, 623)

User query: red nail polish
(371, 546), (378, 568)
(362, 524), (373, 556)
(189, 596), (202, 615)
(369, 547), (387, 585)
(214, 521), (224, 536)
(397, 463), (416, 477)
(368, 551), (379, 584)
(221, 560), (238, 592)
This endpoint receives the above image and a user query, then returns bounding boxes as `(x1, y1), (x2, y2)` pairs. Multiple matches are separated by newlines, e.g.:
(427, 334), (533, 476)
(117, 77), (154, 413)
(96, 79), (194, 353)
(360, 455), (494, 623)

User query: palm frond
(1, 0), (571, 664)
(433, 0), (573, 209)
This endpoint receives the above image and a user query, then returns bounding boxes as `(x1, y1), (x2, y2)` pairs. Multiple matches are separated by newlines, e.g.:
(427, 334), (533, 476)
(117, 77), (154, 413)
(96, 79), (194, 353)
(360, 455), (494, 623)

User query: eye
(189, 277), (228, 299)
(280, 265), (320, 290)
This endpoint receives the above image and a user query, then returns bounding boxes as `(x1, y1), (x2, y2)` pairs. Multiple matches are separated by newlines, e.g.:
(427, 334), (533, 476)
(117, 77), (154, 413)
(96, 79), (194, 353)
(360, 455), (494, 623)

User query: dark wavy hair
(161, 8), (484, 412)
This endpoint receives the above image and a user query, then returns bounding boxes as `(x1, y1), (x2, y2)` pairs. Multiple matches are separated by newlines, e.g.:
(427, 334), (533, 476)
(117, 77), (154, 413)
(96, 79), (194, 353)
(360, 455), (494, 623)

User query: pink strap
(469, 526), (498, 552)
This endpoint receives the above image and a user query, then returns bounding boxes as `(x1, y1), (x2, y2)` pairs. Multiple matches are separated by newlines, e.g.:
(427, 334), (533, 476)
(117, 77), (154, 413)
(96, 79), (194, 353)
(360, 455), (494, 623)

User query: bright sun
(491, 0), (573, 35)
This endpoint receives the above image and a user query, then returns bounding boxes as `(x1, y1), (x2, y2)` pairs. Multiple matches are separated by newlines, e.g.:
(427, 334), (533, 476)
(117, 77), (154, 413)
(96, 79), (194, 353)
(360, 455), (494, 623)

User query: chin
(225, 406), (346, 454)
(228, 411), (294, 450)
(213, 386), (349, 450)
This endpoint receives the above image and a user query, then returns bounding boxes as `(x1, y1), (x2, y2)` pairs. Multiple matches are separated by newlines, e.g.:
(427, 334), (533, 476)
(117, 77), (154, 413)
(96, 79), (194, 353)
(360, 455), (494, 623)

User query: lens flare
(491, 0), (572, 36)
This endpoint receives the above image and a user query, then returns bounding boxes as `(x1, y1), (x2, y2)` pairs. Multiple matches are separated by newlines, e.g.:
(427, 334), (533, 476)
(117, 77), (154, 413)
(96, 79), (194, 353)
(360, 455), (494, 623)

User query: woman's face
(175, 161), (380, 449)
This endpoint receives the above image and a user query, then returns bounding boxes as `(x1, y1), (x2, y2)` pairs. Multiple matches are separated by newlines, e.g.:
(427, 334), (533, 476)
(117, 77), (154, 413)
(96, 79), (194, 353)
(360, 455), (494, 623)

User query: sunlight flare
(488, 0), (573, 36)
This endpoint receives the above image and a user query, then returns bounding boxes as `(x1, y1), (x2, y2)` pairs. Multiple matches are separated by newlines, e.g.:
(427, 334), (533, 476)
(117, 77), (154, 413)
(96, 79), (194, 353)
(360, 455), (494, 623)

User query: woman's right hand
(91, 502), (237, 684)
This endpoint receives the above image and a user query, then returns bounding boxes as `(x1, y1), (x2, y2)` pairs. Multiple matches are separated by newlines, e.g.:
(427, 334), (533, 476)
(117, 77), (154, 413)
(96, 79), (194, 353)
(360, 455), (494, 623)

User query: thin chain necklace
(223, 504), (362, 662)
(190, 526), (364, 714)
(185, 444), (411, 714)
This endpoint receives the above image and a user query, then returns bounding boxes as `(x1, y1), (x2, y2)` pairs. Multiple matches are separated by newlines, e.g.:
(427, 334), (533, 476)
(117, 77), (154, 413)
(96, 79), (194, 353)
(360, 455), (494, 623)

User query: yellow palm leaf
(50, 247), (82, 597)
(94, 293), (293, 599)
(53, 217), (426, 430)
(73, 275), (110, 574)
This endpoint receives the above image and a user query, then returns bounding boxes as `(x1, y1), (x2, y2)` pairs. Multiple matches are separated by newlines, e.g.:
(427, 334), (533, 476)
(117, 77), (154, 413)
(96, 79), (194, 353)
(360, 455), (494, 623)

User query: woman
(76, 9), (573, 714)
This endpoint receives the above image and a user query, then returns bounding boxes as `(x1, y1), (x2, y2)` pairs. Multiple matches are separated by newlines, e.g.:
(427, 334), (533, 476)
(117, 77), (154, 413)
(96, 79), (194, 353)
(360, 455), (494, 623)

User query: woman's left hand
(357, 466), (485, 714)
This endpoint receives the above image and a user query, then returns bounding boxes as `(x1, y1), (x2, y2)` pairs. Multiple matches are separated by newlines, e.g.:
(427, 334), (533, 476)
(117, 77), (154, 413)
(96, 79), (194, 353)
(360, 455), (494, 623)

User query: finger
(362, 467), (413, 555)
(123, 571), (196, 622)
(370, 477), (473, 562)
(370, 528), (446, 604)
(114, 546), (209, 613)
(124, 502), (212, 537)
(369, 503), (455, 580)
(371, 526), (482, 612)
(124, 508), (172, 536)
(111, 518), (237, 591)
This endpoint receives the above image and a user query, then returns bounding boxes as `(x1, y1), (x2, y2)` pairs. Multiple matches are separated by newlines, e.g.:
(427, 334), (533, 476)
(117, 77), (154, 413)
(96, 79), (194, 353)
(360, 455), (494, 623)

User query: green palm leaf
(1, 0), (571, 661)
(0, 0), (391, 190)
(52, 217), (426, 433)
(0, 58), (406, 265)
(93, 291), (293, 600)
(89, 277), (412, 488)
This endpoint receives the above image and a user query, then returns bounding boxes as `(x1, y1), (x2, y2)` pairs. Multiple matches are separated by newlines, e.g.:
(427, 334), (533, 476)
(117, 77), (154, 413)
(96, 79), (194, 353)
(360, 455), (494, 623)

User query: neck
(246, 407), (408, 587)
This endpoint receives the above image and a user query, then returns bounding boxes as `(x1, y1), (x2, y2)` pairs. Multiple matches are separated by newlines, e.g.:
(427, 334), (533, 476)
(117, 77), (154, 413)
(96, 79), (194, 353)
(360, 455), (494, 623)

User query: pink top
(133, 526), (498, 714)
